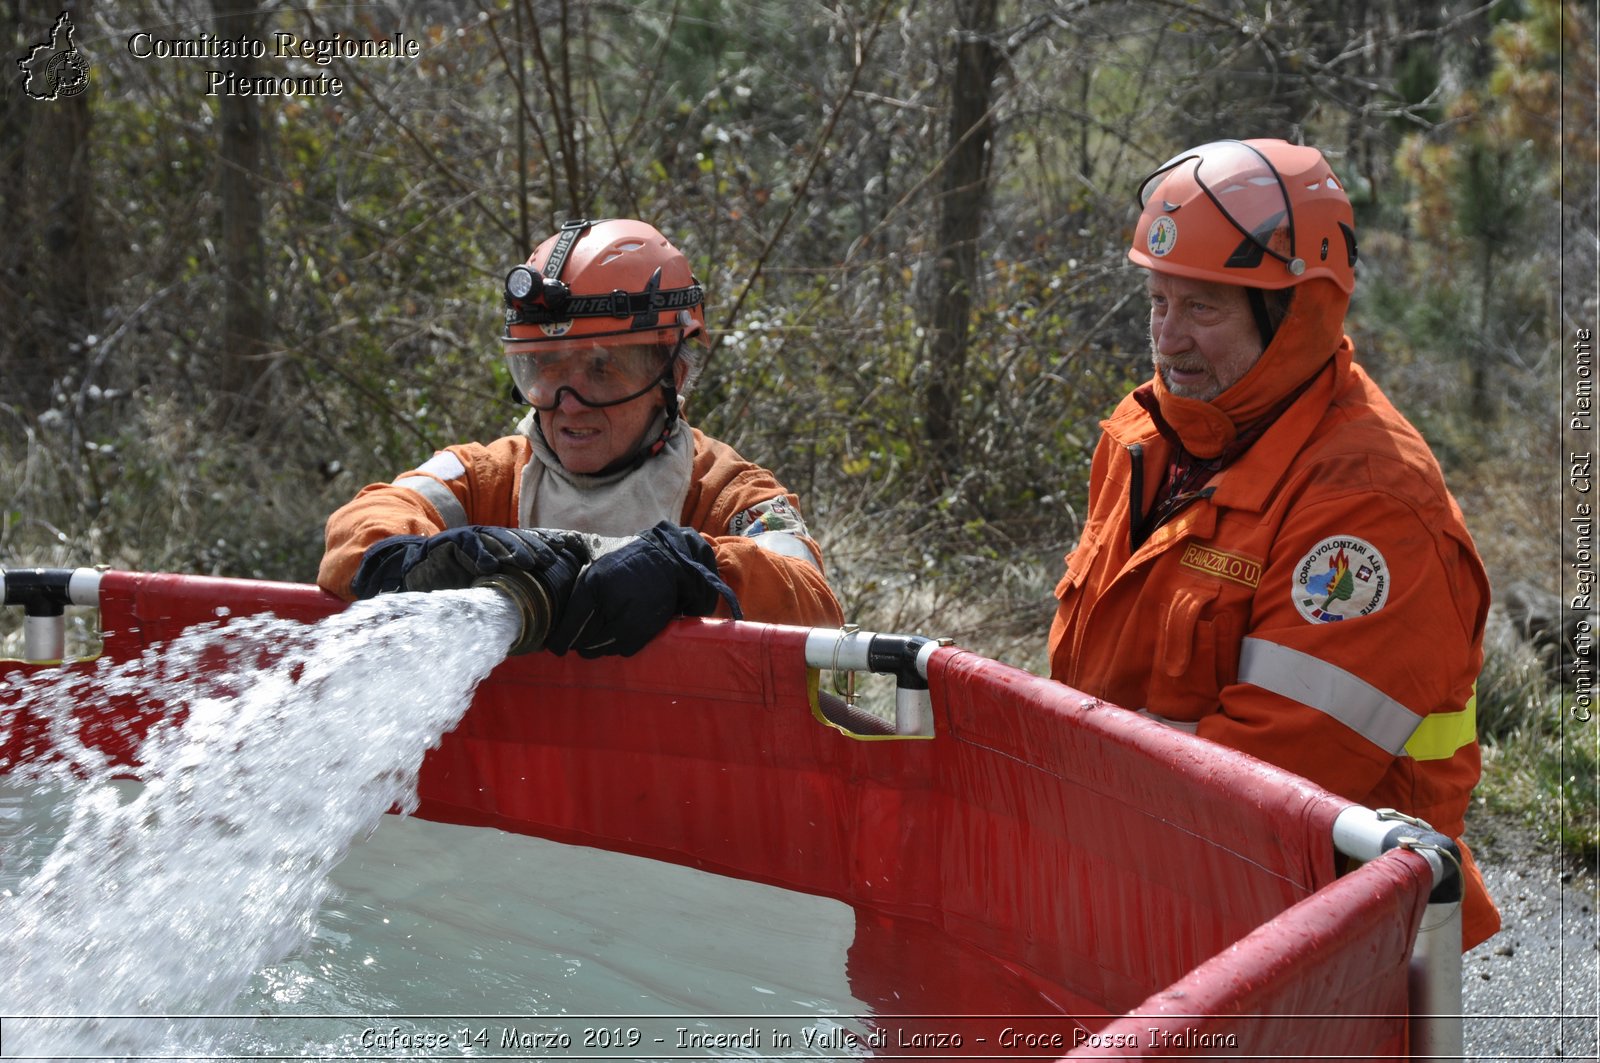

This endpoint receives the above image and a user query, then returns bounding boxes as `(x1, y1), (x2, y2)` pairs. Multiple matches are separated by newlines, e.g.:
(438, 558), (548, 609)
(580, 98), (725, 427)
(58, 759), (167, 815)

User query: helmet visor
(1136, 140), (1299, 270)
(505, 341), (672, 411)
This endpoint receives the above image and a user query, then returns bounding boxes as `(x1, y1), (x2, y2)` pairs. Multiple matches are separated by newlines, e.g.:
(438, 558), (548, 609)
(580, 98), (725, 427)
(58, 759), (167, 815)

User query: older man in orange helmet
(319, 219), (842, 655)
(1048, 139), (1500, 950)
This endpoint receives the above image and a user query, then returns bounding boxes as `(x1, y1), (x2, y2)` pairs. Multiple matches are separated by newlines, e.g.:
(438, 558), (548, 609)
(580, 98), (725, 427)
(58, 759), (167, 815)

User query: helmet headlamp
(503, 266), (572, 321)
(505, 266), (537, 301)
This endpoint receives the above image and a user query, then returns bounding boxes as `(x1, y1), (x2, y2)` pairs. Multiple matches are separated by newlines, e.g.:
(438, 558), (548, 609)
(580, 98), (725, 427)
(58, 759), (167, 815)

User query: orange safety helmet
(1127, 139), (1357, 293)
(502, 218), (708, 349)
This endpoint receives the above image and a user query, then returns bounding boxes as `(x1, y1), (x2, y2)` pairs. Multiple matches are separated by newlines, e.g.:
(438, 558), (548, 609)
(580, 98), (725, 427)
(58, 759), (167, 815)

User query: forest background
(2, 0), (1595, 866)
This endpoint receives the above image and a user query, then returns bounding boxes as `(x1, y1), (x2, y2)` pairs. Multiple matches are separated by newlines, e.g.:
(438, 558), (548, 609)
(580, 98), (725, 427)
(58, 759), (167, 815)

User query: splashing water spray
(0, 577), (546, 1059)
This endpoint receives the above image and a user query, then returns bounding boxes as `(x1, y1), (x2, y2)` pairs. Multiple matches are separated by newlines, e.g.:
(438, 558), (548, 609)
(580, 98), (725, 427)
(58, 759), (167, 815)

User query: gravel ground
(1462, 811), (1598, 1060)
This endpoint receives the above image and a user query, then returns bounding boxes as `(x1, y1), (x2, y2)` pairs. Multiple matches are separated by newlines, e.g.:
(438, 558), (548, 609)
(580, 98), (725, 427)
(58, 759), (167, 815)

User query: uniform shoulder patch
(728, 495), (809, 539)
(1292, 535), (1389, 623)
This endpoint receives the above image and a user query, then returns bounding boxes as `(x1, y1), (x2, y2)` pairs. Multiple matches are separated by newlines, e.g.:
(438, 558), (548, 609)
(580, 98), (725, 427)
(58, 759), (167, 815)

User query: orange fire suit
(319, 426), (843, 629)
(1048, 280), (1499, 950)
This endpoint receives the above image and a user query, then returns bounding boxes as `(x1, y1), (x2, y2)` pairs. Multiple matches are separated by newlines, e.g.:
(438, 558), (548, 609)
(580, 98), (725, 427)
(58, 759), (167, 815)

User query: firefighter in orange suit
(1048, 140), (1499, 950)
(320, 219), (842, 655)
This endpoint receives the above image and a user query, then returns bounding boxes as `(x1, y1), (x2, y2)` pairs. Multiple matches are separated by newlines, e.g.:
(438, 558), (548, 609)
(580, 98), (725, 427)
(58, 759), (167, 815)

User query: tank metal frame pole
(1333, 804), (1466, 1061)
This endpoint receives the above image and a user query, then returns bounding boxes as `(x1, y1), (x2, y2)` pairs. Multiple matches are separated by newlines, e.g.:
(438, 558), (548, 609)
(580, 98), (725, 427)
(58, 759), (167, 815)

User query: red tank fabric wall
(410, 609), (1413, 1042)
(1068, 851), (1430, 1059)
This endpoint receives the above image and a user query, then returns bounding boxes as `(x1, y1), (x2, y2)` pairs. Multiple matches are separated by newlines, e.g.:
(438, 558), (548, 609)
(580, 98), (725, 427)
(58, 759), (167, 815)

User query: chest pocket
(1147, 581), (1241, 721)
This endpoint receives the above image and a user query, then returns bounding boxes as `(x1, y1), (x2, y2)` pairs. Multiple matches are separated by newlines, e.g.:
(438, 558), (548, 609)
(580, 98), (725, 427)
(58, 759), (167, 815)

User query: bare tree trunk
(213, 0), (272, 430)
(921, 0), (1001, 477)
(2, 0), (94, 420)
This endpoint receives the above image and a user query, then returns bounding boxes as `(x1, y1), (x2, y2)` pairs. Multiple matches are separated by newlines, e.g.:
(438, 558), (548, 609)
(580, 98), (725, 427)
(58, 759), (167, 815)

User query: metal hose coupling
(472, 569), (556, 655)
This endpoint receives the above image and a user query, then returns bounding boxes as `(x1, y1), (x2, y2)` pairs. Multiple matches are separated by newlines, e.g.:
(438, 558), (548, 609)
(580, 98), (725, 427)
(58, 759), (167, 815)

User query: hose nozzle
(472, 570), (556, 655)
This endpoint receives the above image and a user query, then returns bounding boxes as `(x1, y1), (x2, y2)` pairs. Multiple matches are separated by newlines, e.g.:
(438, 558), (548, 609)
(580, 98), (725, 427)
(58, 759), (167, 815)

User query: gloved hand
(350, 526), (591, 604)
(545, 521), (742, 658)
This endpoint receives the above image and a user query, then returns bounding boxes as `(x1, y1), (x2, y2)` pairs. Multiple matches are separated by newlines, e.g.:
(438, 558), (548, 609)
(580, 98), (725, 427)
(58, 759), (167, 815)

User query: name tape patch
(1179, 543), (1262, 588)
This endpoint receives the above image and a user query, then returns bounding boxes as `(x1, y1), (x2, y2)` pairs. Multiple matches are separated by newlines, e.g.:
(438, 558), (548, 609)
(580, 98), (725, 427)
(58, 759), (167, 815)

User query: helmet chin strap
(1246, 287), (1277, 349)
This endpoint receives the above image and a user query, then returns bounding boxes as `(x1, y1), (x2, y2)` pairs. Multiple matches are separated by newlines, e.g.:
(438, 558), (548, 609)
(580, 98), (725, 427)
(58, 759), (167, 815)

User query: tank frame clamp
(2, 566), (106, 664)
(804, 626), (950, 738)
(1335, 805), (1464, 906)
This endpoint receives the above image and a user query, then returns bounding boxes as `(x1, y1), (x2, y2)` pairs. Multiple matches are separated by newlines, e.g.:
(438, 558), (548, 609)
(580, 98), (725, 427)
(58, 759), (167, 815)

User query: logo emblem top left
(20, 12), (91, 101)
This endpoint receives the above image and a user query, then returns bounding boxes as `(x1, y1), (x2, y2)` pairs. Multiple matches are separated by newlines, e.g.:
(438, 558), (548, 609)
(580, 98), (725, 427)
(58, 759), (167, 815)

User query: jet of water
(0, 588), (519, 1060)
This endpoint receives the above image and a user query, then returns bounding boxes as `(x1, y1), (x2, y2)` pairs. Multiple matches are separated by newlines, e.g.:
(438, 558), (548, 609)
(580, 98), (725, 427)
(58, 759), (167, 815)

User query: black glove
(350, 526), (591, 604)
(545, 521), (742, 658)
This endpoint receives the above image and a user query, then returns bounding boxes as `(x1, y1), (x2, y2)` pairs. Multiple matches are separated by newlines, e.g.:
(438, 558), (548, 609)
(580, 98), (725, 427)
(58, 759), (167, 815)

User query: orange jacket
(1049, 283), (1498, 951)
(319, 426), (843, 628)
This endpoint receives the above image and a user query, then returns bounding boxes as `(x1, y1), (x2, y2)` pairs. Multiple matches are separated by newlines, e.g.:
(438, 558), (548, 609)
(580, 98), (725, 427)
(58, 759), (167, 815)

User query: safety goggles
(505, 342), (673, 411)
(1135, 139), (1304, 276)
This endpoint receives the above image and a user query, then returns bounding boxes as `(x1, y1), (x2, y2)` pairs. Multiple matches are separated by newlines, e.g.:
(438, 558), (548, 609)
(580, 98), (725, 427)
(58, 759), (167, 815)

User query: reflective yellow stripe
(1404, 687), (1478, 761)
